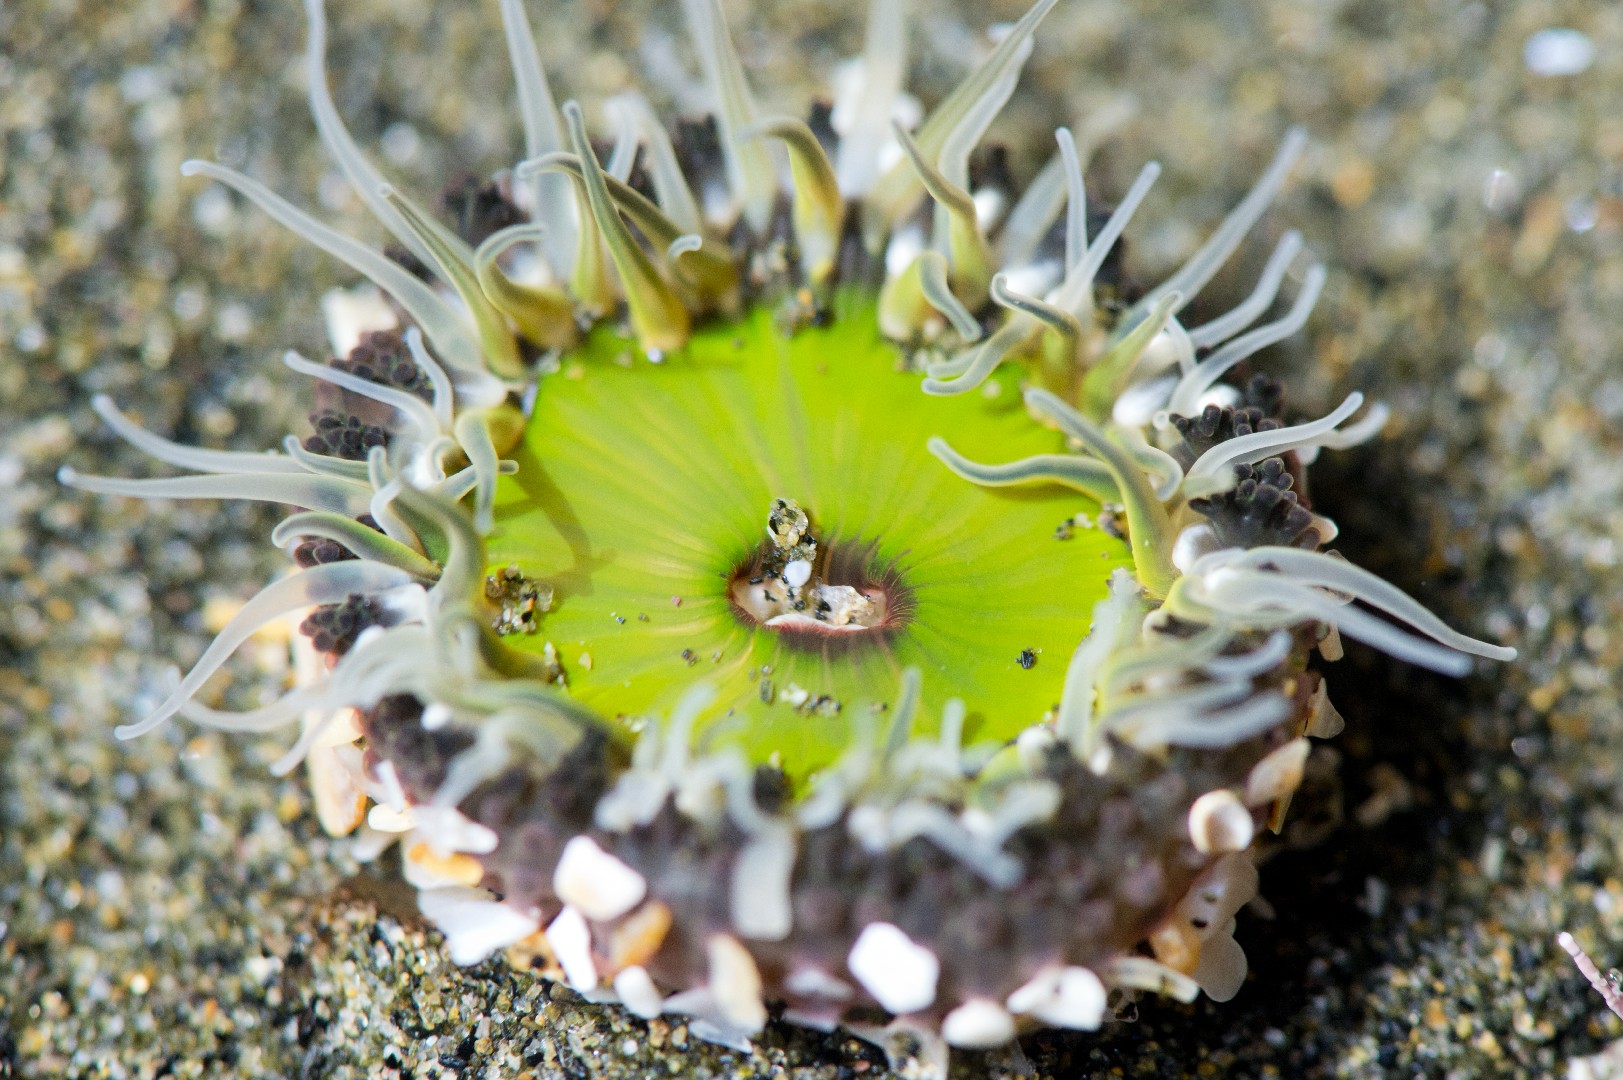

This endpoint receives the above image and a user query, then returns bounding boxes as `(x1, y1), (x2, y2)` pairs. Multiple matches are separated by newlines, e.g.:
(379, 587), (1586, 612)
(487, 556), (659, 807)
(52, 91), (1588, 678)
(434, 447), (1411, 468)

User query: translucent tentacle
(868, 0), (1058, 228)
(280, 436), (372, 482)
(1166, 264), (1326, 416)
(1025, 388), (1177, 597)
(1205, 547), (1517, 662)
(1184, 391), (1365, 489)
(1050, 161), (1161, 320)
(835, 0), (908, 196)
(302, 0), (472, 276)
(497, 0), (577, 278)
(271, 511), (443, 580)
(916, 251), (983, 341)
(179, 160), (482, 373)
(115, 560), (416, 739)
(922, 319), (1029, 396)
(90, 395), (305, 474)
(1186, 230), (1304, 351)
(680, 0), (776, 231)
(989, 273), (1082, 338)
(381, 188), (525, 378)
(1133, 127), (1308, 319)
(894, 123), (992, 300)
(750, 116), (844, 284)
(471, 224), (577, 350)
(283, 349), (440, 440)
(58, 465), (373, 516)
(927, 436), (1119, 504)
(561, 102), (690, 353)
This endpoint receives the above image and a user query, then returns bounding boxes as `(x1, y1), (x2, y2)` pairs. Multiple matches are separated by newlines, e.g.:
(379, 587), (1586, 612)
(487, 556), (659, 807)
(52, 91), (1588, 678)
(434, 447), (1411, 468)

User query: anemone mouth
(727, 527), (903, 639)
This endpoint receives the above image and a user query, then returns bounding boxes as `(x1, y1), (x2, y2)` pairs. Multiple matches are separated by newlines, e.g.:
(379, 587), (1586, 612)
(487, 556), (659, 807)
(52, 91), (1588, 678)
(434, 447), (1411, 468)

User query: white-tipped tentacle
(1165, 263), (1327, 417)
(680, 0), (776, 231)
(90, 395), (306, 474)
(365, 448), (425, 553)
(1186, 230), (1305, 351)
(1296, 401), (1391, 460)
(180, 160), (482, 373)
(1196, 546), (1517, 664)
(998, 150), (1067, 271)
(916, 251), (984, 341)
(1134, 127), (1308, 318)
(834, 0), (909, 196)
(497, 0), (577, 277)
(1049, 161), (1161, 320)
(399, 327), (457, 431)
(279, 435), (373, 481)
(59, 464), (373, 516)
(283, 350), (441, 443)
(116, 560), (416, 740)
(302, 0), (468, 276)
(1184, 391), (1367, 490)
(608, 92), (704, 233)
(922, 319), (1029, 396)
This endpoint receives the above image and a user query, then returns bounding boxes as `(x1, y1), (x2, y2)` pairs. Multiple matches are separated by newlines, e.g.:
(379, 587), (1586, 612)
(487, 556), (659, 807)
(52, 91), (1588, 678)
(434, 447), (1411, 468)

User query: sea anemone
(61, 0), (1515, 1072)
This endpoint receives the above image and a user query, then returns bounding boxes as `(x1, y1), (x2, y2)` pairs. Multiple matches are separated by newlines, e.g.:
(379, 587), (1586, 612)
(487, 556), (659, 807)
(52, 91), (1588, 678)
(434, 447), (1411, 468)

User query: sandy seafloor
(3, 0), (1623, 1076)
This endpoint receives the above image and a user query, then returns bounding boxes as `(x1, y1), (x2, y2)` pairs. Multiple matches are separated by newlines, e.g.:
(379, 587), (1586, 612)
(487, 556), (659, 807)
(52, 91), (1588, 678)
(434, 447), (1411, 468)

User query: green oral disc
(486, 298), (1131, 781)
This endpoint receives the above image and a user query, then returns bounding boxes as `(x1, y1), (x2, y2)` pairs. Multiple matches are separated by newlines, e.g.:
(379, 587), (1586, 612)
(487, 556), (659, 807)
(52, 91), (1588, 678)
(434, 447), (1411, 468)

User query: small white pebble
(1005, 965), (1106, 1030)
(553, 835), (647, 921)
(784, 559), (812, 588)
(847, 922), (939, 1015)
(1524, 28), (1595, 77)
(544, 905), (598, 990)
(613, 965), (664, 1020)
(706, 934), (768, 1032)
(941, 998), (1016, 1048)
(1187, 789), (1255, 854)
(418, 887), (540, 966)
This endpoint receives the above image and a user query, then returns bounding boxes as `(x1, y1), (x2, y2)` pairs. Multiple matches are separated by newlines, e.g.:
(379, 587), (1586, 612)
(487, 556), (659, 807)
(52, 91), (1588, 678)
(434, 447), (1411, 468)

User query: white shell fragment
(545, 905), (599, 990)
(707, 933), (769, 1032)
(613, 965), (665, 1019)
(1243, 737), (1311, 806)
(783, 558), (813, 588)
(940, 998), (1017, 1048)
(1107, 956), (1201, 1003)
(847, 922), (940, 1015)
(411, 804), (500, 856)
(1176, 852), (1261, 1001)
(417, 887), (540, 966)
(1187, 789), (1255, 854)
(1005, 965), (1107, 1030)
(553, 834), (648, 921)
(1304, 679), (1345, 738)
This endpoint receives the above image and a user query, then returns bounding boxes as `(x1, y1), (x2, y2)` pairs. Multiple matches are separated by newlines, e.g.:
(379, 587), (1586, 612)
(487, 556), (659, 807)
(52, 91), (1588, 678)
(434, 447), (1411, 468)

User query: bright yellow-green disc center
(486, 299), (1131, 781)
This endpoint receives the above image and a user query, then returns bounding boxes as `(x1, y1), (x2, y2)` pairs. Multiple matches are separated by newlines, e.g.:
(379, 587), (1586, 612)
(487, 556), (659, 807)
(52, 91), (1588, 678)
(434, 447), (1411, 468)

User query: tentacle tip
(178, 159), (206, 178)
(56, 465), (80, 486)
(113, 714), (165, 741)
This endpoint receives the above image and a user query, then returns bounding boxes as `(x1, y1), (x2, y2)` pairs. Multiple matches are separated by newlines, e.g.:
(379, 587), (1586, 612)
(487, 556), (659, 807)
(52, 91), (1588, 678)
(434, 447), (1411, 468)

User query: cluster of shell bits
(60, 0), (1518, 1073)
